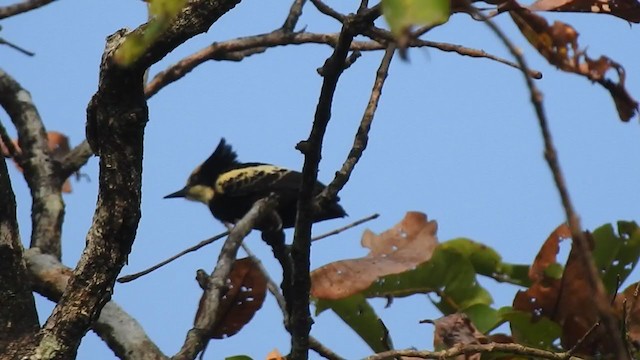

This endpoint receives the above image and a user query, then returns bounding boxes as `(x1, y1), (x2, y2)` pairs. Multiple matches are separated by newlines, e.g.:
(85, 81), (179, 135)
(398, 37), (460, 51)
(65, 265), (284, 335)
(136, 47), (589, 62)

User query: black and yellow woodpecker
(164, 138), (346, 230)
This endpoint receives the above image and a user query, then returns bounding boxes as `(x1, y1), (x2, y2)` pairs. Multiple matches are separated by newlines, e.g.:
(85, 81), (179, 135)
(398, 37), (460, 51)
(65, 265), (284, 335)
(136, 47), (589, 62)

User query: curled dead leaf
(508, 3), (639, 121)
(311, 211), (438, 300)
(196, 258), (267, 339)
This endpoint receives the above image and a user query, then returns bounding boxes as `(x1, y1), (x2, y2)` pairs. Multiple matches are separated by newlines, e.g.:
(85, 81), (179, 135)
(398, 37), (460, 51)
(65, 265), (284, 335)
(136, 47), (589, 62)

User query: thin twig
(144, 30), (540, 98)
(475, 7), (627, 360)
(0, 37), (35, 56)
(241, 243), (346, 360)
(0, 0), (55, 19)
(117, 231), (230, 283)
(174, 196), (278, 360)
(566, 321), (599, 357)
(310, 0), (345, 21)
(312, 213), (379, 242)
(322, 44), (395, 202)
(118, 212), (378, 283)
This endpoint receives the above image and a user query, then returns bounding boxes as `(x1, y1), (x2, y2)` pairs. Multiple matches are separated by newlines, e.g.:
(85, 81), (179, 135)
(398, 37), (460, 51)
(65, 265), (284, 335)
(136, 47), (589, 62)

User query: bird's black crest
(196, 138), (240, 183)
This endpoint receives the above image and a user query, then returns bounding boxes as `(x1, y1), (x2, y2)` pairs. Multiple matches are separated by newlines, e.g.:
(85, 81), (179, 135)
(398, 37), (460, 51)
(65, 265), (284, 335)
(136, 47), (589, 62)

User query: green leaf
(441, 238), (531, 287)
(315, 294), (393, 353)
(364, 247), (493, 314)
(500, 307), (561, 349)
(225, 356), (253, 360)
(592, 221), (640, 293)
(463, 303), (503, 333)
(381, 0), (450, 36)
(115, 0), (188, 66)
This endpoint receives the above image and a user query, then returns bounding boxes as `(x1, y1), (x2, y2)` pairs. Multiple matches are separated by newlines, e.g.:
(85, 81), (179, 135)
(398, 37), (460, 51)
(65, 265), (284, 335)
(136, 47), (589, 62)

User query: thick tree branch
(4, 30), (151, 360)
(0, 68), (64, 259)
(25, 248), (167, 360)
(173, 196), (278, 360)
(477, 8), (628, 360)
(0, 0), (55, 19)
(12, 0), (245, 354)
(0, 132), (39, 352)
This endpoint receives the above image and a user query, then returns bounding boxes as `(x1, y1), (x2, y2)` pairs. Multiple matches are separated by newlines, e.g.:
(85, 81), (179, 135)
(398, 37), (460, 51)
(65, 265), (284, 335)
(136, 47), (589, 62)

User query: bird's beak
(164, 188), (187, 199)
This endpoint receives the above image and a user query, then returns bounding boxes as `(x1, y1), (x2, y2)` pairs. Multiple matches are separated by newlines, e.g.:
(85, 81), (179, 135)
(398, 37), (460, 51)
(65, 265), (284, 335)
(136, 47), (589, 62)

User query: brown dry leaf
(529, 224), (571, 283)
(311, 211), (438, 300)
(265, 349), (285, 360)
(509, 4), (639, 121)
(513, 224), (568, 319)
(196, 258), (267, 339)
(430, 313), (487, 360)
(529, 0), (640, 22)
(1, 131), (74, 193)
(514, 227), (613, 355)
(553, 234), (604, 354)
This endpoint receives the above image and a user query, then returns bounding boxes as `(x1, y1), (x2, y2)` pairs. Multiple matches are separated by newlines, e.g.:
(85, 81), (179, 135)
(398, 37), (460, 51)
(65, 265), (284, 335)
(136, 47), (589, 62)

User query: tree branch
(364, 343), (584, 360)
(322, 44), (395, 202)
(173, 196), (278, 360)
(25, 248), (167, 360)
(476, 8), (628, 360)
(0, 125), (39, 352)
(282, 0), (307, 32)
(0, 67), (65, 259)
(291, 10), (362, 360)
(57, 140), (93, 181)
(144, 30), (540, 99)
(0, 0), (55, 19)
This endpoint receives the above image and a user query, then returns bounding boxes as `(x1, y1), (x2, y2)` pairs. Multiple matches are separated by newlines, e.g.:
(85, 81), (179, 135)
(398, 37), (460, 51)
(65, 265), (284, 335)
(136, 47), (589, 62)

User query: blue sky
(2, 0), (639, 358)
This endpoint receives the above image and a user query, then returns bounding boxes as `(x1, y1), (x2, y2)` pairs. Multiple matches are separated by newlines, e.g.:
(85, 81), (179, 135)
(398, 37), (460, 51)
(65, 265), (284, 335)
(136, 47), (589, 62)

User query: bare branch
(311, 213), (379, 242)
(0, 36), (35, 56)
(0, 67), (64, 259)
(476, 7), (627, 360)
(322, 45), (395, 202)
(145, 30), (540, 99)
(25, 248), (167, 360)
(0, 0), (55, 19)
(117, 231), (230, 283)
(58, 140), (93, 181)
(363, 343), (583, 360)
(310, 0), (345, 22)
(282, 0), (307, 32)
(291, 9), (361, 358)
(173, 196), (279, 360)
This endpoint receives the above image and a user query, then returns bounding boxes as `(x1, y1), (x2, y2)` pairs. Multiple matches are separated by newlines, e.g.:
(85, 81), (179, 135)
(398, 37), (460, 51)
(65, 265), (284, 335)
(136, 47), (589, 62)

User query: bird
(164, 138), (347, 230)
